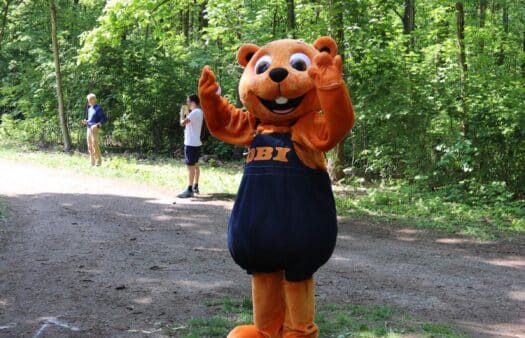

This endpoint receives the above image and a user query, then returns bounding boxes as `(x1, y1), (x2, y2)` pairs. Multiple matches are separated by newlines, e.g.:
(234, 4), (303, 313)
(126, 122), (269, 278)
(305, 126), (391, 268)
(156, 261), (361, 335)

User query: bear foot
(228, 324), (278, 338)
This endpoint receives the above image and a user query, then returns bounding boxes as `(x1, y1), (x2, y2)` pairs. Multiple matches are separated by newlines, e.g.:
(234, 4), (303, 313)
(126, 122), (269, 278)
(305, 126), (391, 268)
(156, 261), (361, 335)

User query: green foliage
(0, 0), (524, 198)
(0, 114), (60, 146)
(203, 137), (243, 160)
(422, 323), (464, 338)
(167, 316), (236, 337)
(204, 297), (253, 314)
(166, 298), (465, 338)
(336, 179), (525, 240)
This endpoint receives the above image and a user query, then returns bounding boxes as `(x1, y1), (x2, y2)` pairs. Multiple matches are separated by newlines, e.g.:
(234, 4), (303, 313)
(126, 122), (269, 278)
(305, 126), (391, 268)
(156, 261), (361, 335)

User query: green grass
(335, 182), (525, 240)
(166, 298), (466, 338)
(0, 141), (243, 196)
(1, 140), (523, 240)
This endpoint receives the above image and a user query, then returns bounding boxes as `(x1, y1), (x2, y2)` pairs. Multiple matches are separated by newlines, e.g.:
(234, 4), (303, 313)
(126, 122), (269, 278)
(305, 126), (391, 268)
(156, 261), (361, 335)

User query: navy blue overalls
(228, 133), (337, 282)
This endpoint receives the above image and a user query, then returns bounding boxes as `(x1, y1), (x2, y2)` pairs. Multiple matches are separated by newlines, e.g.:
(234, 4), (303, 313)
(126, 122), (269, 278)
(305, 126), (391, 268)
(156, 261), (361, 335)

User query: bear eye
(290, 53), (311, 71)
(254, 55), (272, 74)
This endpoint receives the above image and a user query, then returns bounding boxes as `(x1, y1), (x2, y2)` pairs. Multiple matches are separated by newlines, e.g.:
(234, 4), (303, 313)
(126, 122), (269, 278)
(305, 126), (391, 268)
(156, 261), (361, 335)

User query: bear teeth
(275, 96), (288, 104)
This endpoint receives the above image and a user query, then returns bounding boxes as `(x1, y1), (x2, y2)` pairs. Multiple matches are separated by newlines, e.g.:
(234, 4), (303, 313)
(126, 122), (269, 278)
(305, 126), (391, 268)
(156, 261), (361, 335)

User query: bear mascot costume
(198, 36), (355, 338)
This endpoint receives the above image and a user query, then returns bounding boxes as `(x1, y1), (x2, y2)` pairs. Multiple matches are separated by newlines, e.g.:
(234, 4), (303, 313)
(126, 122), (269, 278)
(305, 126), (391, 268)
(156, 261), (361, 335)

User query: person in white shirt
(178, 94), (204, 198)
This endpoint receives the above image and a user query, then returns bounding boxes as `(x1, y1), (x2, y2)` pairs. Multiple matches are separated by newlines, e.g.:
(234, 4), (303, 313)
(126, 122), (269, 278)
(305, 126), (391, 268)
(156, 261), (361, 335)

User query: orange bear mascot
(198, 37), (355, 338)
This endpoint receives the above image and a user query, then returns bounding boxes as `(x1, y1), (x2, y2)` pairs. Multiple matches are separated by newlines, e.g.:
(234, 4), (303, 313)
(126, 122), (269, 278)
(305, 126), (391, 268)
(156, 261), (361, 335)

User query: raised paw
(198, 65), (221, 97)
(307, 53), (344, 91)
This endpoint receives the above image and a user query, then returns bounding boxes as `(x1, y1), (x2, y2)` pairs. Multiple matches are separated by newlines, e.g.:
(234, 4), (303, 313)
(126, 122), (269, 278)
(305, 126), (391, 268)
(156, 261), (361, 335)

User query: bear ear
(237, 44), (260, 68)
(312, 36), (338, 57)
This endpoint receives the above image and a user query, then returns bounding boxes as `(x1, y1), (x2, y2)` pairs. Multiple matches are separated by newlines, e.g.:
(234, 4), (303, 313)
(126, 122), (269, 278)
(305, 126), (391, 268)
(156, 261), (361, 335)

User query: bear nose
(269, 68), (289, 83)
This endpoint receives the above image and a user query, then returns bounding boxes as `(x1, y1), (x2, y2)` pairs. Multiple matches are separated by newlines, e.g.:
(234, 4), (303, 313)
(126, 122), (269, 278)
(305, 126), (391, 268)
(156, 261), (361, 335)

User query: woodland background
(0, 0), (524, 200)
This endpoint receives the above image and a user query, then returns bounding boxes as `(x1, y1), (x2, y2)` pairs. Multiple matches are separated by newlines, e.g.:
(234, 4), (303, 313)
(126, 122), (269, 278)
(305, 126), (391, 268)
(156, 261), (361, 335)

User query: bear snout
(269, 68), (289, 83)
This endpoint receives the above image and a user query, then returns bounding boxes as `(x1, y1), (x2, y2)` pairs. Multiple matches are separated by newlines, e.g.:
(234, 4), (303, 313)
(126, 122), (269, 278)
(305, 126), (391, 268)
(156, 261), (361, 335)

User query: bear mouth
(259, 95), (305, 115)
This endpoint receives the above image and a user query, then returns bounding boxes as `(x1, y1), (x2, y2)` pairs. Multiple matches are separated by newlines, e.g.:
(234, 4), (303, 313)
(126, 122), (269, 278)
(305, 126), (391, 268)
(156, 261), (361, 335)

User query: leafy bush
(336, 179), (524, 239)
(0, 113), (62, 147)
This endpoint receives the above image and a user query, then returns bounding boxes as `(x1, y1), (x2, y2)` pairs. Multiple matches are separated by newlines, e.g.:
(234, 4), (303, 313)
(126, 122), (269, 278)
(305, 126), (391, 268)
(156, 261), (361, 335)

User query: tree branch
(392, 6), (403, 21)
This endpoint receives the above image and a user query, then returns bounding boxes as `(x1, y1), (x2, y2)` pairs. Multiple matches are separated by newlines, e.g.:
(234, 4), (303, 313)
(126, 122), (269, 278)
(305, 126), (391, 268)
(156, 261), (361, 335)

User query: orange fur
(198, 37), (355, 338)
(198, 37), (354, 170)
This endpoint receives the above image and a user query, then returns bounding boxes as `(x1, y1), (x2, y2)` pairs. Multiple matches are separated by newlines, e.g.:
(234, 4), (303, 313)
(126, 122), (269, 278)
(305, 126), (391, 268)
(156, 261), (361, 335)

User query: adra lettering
(246, 146), (291, 163)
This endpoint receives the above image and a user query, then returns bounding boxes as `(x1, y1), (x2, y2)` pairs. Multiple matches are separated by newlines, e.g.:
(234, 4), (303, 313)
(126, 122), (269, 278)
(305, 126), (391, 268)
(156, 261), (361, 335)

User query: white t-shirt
(184, 108), (203, 146)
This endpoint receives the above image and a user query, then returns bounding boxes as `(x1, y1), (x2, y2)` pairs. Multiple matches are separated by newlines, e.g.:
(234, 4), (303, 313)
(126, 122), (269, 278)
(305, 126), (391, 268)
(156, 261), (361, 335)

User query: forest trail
(0, 158), (523, 338)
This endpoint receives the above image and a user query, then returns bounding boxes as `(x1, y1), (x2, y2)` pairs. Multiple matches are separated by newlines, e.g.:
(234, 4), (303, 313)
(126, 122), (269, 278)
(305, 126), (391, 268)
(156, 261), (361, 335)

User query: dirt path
(0, 158), (523, 338)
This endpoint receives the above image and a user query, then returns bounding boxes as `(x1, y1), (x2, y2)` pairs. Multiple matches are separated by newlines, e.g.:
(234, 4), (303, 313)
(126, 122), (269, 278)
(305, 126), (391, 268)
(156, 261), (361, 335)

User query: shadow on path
(0, 190), (522, 337)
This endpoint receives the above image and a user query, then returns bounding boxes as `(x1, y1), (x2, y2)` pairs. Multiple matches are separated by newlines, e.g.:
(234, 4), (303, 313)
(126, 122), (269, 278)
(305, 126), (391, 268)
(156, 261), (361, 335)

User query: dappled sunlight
(458, 320), (525, 338)
(462, 254), (525, 271)
(483, 256), (525, 269)
(0, 323), (16, 330)
(435, 238), (470, 244)
(435, 237), (493, 245)
(152, 214), (174, 221)
(132, 296), (153, 305)
(507, 290), (525, 302)
(144, 198), (171, 205)
(331, 255), (351, 262)
(0, 298), (8, 306)
(127, 327), (163, 334)
(179, 222), (198, 228)
(114, 211), (134, 217)
(177, 279), (235, 290)
(396, 228), (424, 235)
(394, 229), (423, 242)
(337, 235), (354, 241)
(187, 199), (235, 209)
(193, 246), (227, 252)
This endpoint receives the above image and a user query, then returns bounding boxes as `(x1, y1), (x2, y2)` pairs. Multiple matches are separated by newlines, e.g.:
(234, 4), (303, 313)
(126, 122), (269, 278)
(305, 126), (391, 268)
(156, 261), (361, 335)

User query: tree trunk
(522, 30), (525, 79)
(403, 0), (415, 50)
(328, 0), (346, 181)
(198, 0), (208, 31)
(497, 4), (508, 65)
(286, 0), (296, 38)
(455, 2), (468, 136)
(272, 4), (278, 38)
(479, 0), (487, 28)
(188, 4), (194, 41)
(49, 0), (71, 151)
(478, 0), (487, 52)
(182, 8), (189, 44)
(0, 0), (12, 50)
(502, 4), (509, 33)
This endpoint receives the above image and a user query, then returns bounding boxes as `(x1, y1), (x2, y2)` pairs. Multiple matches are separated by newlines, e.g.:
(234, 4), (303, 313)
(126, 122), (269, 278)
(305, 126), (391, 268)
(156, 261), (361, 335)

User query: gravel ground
(0, 158), (523, 337)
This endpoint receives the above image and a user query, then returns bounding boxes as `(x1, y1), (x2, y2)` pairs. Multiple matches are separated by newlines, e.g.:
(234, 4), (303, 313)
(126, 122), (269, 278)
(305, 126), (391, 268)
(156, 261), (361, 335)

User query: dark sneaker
(193, 186), (199, 194)
(177, 189), (194, 198)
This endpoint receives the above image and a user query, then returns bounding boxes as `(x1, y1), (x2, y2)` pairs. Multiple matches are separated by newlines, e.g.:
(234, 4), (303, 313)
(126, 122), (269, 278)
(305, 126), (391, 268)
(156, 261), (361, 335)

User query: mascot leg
(282, 277), (318, 338)
(228, 271), (285, 338)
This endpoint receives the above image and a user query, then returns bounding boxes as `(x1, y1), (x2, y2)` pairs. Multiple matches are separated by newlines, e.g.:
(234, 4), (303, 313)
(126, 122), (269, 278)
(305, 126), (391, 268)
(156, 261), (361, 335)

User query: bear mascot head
(198, 37), (354, 338)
